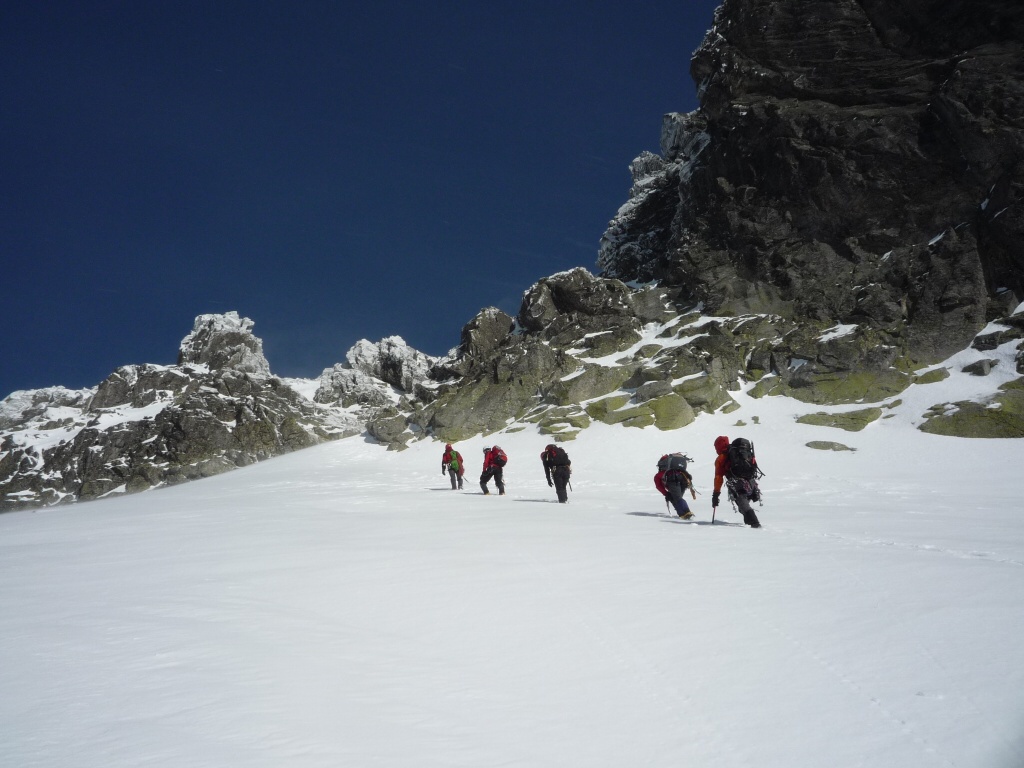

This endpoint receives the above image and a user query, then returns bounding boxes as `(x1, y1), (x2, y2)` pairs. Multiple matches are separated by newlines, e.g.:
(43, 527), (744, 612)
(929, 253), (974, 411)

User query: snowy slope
(2, 381), (1023, 768)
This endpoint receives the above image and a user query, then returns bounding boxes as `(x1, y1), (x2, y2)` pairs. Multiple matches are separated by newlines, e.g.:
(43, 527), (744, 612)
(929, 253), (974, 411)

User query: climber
(711, 435), (762, 528)
(441, 443), (464, 490)
(480, 445), (507, 495)
(654, 452), (695, 519)
(540, 443), (572, 503)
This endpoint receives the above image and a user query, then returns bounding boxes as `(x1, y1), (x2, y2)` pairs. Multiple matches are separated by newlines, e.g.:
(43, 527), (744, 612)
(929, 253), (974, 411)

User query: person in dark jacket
(480, 446), (507, 495)
(441, 443), (464, 490)
(711, 435), (761, 528)
(540, 443), (572, 503)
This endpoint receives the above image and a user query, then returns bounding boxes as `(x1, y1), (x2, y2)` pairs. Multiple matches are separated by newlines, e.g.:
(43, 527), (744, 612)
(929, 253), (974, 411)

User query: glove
(711, 491), (720, 507)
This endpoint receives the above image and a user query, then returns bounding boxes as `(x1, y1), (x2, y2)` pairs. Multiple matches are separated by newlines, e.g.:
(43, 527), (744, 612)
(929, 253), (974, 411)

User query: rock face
(599, 0), (1024, 368)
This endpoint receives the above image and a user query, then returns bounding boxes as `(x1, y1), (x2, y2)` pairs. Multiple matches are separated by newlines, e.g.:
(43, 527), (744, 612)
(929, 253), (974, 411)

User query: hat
(482, 446), (491, 453)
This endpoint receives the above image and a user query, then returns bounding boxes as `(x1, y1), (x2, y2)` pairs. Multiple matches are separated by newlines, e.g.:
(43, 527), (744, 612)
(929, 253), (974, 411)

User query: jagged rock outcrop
(178, 311), (271, 376)
(345, 336), (437, 393)
(0, 314), (364, 511)
(311, 336), (441, 447)
(599, 0), (1024, 372)
(314, 367), (394, 409)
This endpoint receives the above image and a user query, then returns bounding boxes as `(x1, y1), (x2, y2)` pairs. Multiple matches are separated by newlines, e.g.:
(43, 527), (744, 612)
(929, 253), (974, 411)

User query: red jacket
(713, 435), (730, 493)
(483, 447), (507, 470)
(655, 469), (691, 496)
(442, 447), (464, 476)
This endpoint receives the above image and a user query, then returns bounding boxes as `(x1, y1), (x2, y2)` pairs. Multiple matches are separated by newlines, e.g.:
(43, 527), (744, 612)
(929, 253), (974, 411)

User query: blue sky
(1, 1), (719, 397)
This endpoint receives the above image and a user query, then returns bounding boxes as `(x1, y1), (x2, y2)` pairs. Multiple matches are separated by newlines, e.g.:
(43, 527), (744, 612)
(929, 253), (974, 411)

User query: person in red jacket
(480, 445), (507, 495)
(441, 443), (464, 490)
(711, 435), (761, 528)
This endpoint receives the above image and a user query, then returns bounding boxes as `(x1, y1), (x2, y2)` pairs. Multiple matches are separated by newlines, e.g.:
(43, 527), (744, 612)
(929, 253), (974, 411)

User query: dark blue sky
(1, 1), (719, 398)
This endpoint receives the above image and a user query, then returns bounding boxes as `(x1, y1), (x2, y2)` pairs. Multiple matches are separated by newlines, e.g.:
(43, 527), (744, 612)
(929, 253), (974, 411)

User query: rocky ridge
(3, 266), (1023, 511)
(0, 313), (366, 511)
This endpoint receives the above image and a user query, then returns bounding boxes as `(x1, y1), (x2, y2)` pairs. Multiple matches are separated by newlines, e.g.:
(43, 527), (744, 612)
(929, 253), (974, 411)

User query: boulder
(919, 379), (1024, 437)
(962, 359), (999, 376)
(796, 408), (884, 431)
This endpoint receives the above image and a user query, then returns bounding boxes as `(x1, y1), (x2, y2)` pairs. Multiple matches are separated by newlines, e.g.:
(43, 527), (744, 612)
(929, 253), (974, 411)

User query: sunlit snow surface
(2, 380), (1024, 767)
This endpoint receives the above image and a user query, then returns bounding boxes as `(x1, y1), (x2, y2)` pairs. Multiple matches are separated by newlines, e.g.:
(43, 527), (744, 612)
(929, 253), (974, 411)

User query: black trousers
(480, 467), (505, 494)
(551, 466), (570, 503)
(727, 478), (761, 527)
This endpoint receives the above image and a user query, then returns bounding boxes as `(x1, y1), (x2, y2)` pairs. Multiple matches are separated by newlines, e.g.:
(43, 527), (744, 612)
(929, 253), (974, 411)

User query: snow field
(1, 387), (1023, 767)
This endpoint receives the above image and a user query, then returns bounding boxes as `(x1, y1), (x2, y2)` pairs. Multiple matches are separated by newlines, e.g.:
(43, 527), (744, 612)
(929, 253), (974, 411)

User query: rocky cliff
(600, 0), (1024, 377)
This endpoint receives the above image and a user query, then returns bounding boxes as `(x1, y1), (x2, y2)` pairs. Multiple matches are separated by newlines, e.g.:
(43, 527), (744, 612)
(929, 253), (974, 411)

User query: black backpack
(547, 446), (570, 466)
(726, 438), (757, 479)
(657, 453), (689, 473)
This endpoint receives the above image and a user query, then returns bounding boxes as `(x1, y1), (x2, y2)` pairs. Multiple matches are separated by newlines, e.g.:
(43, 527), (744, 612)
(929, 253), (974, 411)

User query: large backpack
(657, 453), (691, 488)
(726, 438), (757, 479)
(657, 453), (689, 473)
(547, 446), (570, 466)
(449, 451), (462, 473)
(491, 447), (508, 467)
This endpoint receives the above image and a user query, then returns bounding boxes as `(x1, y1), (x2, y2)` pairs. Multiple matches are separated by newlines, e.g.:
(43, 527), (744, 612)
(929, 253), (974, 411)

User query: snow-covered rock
(177, 311), (271, 377)
(314, 365), (395, 408)
(0, 386), (93, 431)
(345, 336), (437, 393)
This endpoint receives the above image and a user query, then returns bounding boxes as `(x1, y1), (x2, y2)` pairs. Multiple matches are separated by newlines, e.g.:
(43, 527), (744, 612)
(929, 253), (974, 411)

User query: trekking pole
(712, 504), (717, 524)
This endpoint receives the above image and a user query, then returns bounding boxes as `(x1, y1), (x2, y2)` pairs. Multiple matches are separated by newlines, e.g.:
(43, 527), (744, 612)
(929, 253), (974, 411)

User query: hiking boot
(680, 511), (695, 520)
